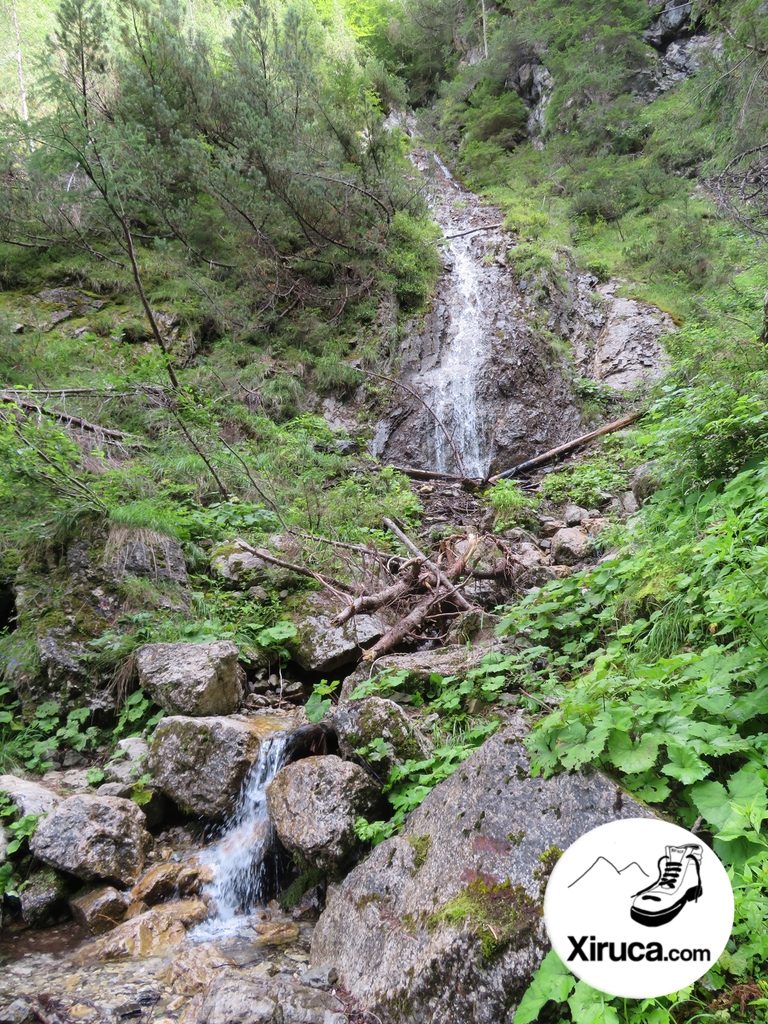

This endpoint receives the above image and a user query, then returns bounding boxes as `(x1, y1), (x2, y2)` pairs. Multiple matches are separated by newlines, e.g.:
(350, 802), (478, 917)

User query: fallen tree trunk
(0, 392), (142, 443)
(383, 517), (475, 612)
(488, 411), (643, 483)
(444, 223), (502, 239)
(362, 588), (447, 661)
(389, 465), (473, 483)
(333, 562), (421, 625)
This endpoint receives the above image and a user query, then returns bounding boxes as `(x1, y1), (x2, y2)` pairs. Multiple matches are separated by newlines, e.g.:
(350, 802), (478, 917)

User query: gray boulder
(136, 641), (244, 717)
(311, 722), (655, 1024)
(340, 644), (504, 703)
(551, 526), (591, 565)
(563, 504), (588, 527)
(0, 775), (59, 817)
(148, 715), (285, 819)
(30, 794), (151, 887)
(184, 971), (348, 1024)
(332, 697), (431, 780)
(266, 756), (380, 872)
(19, 867), (75, 927)
(287, 593), (384, 672)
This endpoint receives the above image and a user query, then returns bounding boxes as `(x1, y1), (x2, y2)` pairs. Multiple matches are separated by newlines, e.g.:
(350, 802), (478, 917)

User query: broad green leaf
(568, 980), (620, 1024)
(661, 743), (711, 785)
(691, 781), (731, 831)
(514, 951), (575, 1024)
(607, 730), (660, 773)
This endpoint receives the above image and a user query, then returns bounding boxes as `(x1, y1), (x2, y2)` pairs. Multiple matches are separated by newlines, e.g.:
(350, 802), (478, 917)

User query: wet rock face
(372, 153), (583, 479)
(332, 697), (432, 779)
(286, 592), (385, 672)
(311, 722), (656, 1024)
(70, 885), (130, 935)
(136, 641), (244, 717)
(84, 907), (189, 961)
(266, 756), (381, 872)
(148, 715), (281, 819)
(30, 795), (151, 887)
(585, 287), (671, 390)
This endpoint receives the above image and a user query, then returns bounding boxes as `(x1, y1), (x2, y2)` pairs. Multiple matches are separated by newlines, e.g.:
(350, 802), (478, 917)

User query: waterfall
(193, 731), (289, 938)
(421, 242), (488, 478)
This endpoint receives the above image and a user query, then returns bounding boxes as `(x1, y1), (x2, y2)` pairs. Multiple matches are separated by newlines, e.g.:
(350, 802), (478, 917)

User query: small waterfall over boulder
(193, 728), (290, 939)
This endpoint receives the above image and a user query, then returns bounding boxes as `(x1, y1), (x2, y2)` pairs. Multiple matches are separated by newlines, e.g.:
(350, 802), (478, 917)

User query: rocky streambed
(0, 147), (675, 1022)
(0, 647), (657, 1024)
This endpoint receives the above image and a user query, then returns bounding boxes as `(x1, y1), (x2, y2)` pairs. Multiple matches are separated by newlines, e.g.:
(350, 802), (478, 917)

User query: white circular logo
(543, 819), (734, 998)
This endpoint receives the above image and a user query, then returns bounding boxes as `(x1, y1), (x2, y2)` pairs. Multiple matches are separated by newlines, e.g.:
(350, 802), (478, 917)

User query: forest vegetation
(2, 0), (768, 1020)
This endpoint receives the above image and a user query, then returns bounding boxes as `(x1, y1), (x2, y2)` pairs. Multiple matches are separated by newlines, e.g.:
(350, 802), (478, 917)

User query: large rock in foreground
(266, 756), (380, 872)
(148, 715), (287, 819)
(30, 795), (151, 887)
(311, 721), (655, 1024)
(136, 641), (243, 716)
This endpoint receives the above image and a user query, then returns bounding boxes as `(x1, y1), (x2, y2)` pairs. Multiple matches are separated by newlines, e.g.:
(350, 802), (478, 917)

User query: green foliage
(304, 678), (339, 723)
(539, 455), (626, 509)
(0, 793), (42, 856)
(112, 689), (163, 742)
(355, 719), (499, 843)
(487, 479), (539, 531)
(384, 210), (442, 309)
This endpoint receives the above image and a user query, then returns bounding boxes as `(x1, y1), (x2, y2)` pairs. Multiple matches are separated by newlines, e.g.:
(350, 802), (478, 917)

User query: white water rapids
(192, 731), (289, 940)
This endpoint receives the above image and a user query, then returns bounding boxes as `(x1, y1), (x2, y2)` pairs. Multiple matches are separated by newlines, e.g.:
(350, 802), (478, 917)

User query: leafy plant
(304, 678), (339, 723)
(487, 480), (540, 531)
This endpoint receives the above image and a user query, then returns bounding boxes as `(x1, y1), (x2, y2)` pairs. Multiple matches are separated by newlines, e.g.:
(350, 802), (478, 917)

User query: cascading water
(420, 243), (488, 478)
(193, 730), (289, 939)
(380, 150), (508, 479)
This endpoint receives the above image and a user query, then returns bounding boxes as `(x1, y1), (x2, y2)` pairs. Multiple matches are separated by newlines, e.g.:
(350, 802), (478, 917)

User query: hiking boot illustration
(630, 845), (703, 927)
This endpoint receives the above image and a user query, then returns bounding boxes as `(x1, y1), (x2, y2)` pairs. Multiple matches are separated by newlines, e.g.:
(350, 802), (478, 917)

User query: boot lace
(660, 861), (682, 888)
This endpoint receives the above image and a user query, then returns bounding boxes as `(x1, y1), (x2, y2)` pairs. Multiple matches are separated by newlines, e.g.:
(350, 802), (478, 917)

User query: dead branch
(444, 223), (502, 239)
(333, 561), (421, 625)
(382, 517), (475, 612)
(488, 412), (643, 482)
(233, 538), (359, 595)
(362, 587), (448, 661)
(0, 392), (142, 443)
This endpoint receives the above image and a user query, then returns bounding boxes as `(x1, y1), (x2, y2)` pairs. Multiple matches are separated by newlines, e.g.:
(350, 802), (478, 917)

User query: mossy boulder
(9, 527), (190, 717)
(266, 755), (380, 872)
(286, 592), (384, 672)
(332, 696), (432, 779)
(19, 866), (77, 928)
(311, 721), (656, 1024)
(30, 794), (152, 888)
(136, 640), (244, 717)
